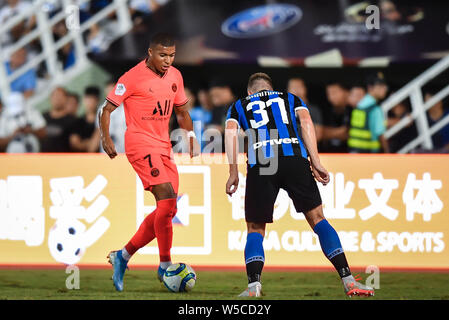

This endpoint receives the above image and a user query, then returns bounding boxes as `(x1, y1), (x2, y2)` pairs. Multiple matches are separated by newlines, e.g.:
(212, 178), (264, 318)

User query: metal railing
(381, 54), (449, 153)
(0, 0), (132, 107)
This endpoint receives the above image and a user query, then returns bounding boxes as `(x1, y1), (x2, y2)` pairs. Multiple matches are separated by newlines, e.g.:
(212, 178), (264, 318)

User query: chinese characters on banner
(227, 171), (444, 254)
(0, 174), (110, 265)
(0, 154), (447, 268)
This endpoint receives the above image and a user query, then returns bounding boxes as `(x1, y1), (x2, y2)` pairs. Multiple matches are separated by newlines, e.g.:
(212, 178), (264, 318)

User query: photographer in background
(70, 86), (101, 152)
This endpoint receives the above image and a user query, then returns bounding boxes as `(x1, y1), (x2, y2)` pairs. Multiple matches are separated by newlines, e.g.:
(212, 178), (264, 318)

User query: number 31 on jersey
(246, 97), (289, 129)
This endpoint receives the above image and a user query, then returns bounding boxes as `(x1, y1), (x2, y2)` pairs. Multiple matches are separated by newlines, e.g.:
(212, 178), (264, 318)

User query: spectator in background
(130, 0), (160, 16)
(67, 0), (116, 54)
(53, 21), (76, 69)
(380, 0), (402, 22)
(321, 82), (352, 152)
(425, 90), (449, 152)
(387, 98), (417, 153)
(85, 0), (113, 16)
(40, 87), (78, 152)
(287, 77), (323, 142)
(0, 0), (35, 47)
(348, 73), (389, 153)
(87, 23), (113, 54)
(66, 92), (80, 116)
(5, 47), (37, 98)
(348, 84), (366, 109)
(197, 88), (213, 113)
(0, 92), (46, 153)
(206, 79), (235, 153)
(94, 80), (127, 154)
(70, 86), (101, 152)
(129, 0), (170, 26)
(207, 79), (235, 134)
(84, 1), (118, 54)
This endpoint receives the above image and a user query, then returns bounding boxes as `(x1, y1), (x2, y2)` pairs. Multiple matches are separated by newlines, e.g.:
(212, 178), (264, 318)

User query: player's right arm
(99, 100), (118, 159)
(100, 76), (132, 158)
(297, 108), (330, 186)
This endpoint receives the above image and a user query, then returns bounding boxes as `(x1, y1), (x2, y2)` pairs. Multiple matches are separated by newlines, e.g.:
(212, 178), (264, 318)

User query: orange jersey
(106, 60), (188, 163)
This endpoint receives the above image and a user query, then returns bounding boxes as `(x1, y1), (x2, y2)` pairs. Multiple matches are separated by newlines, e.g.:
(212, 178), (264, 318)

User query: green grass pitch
(1, 268), (448, 300)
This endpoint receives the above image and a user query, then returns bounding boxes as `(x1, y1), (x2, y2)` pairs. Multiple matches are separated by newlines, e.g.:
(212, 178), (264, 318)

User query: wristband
(187, 130), (196, 138)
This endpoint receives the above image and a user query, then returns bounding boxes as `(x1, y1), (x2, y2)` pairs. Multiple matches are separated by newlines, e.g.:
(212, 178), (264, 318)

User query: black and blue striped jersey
(226, 90), (309, 166)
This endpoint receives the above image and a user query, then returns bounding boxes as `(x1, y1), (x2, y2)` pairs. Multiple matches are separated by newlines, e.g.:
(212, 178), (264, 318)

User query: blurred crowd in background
(1, 72), (449, 154)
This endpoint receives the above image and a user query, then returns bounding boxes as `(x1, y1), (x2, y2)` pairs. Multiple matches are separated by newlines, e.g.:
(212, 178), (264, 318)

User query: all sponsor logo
(152, 100), (172, 116)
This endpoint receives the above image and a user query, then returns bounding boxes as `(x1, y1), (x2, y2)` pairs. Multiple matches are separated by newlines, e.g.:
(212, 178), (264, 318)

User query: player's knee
(247, 222), (266, 237)
(156, 198), (177, 221)
(152, 183), (177, 200)
(306, 205), (325, 228)
(171, 206), (178, 218)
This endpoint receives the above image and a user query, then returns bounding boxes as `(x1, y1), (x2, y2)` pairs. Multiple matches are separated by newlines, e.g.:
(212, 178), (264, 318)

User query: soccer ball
(162, 263), (196, 292)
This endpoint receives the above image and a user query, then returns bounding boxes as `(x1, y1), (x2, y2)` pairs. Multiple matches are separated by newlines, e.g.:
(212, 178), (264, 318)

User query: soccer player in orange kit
(99, 33), (200, 291)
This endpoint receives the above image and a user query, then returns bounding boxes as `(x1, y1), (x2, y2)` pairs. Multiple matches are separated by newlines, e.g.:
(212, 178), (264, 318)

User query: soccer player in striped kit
(225, 73), (374, 297)
(99, 33), (200, 291)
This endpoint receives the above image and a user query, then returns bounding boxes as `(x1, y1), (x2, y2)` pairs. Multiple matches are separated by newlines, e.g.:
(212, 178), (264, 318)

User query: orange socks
(154, 198), (177, 262)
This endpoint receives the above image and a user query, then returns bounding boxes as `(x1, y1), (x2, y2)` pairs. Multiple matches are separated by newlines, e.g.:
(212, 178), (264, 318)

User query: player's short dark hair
(208, 77), (230, 89)
(247, 72), (273, 91)
(350, 82), (365, 89)
(52, 86), (67, 95)
(366, 72), (387, 87)
(423, 86), (440, 97)
(287, 77), (307, 89)
(288, 77), (305, 83)
(149, 32), (176, 48)
(84, 86), (101, 98)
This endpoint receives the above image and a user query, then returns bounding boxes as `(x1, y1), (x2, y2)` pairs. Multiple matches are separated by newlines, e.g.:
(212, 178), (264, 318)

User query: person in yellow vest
(348, 73), (390, 153)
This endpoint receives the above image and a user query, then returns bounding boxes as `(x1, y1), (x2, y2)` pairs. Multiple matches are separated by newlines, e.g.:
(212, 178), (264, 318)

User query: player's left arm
(225, 119), (239, 196)
(297, 108), (330, 186)
(173, 71), (200, 158)
(224, 102), (241, 196)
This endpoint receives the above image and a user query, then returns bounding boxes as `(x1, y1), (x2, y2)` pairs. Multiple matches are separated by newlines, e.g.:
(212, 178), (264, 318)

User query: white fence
(381, 54), (449, 153)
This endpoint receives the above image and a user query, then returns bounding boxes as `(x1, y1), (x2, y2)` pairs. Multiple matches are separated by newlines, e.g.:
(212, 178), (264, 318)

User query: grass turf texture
(0, 269), (448, 300)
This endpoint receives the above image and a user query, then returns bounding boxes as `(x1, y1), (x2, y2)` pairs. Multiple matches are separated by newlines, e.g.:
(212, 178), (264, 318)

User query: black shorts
(245, 156), (322, 223)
